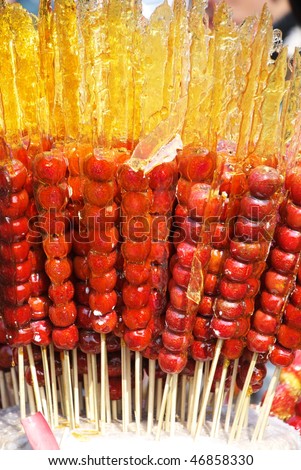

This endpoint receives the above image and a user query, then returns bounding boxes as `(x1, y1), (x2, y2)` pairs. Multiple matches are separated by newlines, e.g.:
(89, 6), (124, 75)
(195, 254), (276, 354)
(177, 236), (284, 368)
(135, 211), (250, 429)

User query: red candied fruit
(52, 324), (79, 350)
(168, 280), (188, 311)
(0, 259), (32, 284)
(233, 316), (251, 338)
(222, 338), (245, 360)
(29, 296), (50, 320)
(89, 226), (119, 254)
(37, 184), (68, 210)
(84, 180), (114, 207)
(124, 263), (150, 285)
(84, 154), (115, 182)
(277, 324), (301, 350)
(284, 304), (301, 330)
(0, 189), (29, 219)
(270, 247), (299, 274)
(74, 282), (90, 305)
(211, 317), (238, 339)
(3, 282), (31, 305)
(89, 290), (117, 314)
(49, 301), (77, 327)
(122, 191), (151, 216)
(230, 239), (268, 263)
(87, 250), (117, 276)
(274, 225), (301, 253)
(215, 298), (245, 320)
(109, 377), (122, 401)
(291, 284), (301, 308)
(91, 310), (117, 334)
(263, 270), (293, 296)
(45, 258), (72, 284)
(0, 345), (13, 369)
(198, 295), (214, 316)
(246, 329), (275, 353)
(43, 234), (71, 258)
(158, 348), (187, 373)
(35, 152), (67, 184)
(248, 166), (281, 199)
(49, 280), (74, 304)
(3, 304), (31, 328)
(148, 162), (177, 190)
(260, 291), (284, 315)
(30, 272), (50, 296)
(235, 217), (265, 242)
(0, 240), (30, 263)
(73, 256), (89, 281)
(193, 316), (211, 340)
(124, 328), (152, 352)
(6, 325), (33, 347)
(78, 329), (100, 354)
(166, 306), (194, 333)
(32, 319), (52, 346)
(219, 278), (248, 301)
(118, 166), (148, 192)
(252, 309), (280, 335)
(240, 195), (274, 221)
(224, 257), (253, 282)
(289, 171), (301, 206)
(204, 273), (219, 295)
(190, 340), (215, 362)
(122, 305), (152, 330)
(178, 148), (215, 182)
(122, 282), (150, 309)
(187, 183), (210, 220)
(0, 159), (27, 193)
(76, 306), (93, 329)
(0, 216), (29, 242)
(269, 343), (295, 367)
(89, 270), (117, 295)
(162, 330), (192, 353)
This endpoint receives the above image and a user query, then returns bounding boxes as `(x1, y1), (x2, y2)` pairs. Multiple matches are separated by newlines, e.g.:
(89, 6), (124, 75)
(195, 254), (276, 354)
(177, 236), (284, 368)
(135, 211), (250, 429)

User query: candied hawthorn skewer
(0, 158), (34, 348)
(34, 150), (79, 351)
(142, 160), (178, 361)
(118, 165), (153, 352)
(158, 146), (216, 375)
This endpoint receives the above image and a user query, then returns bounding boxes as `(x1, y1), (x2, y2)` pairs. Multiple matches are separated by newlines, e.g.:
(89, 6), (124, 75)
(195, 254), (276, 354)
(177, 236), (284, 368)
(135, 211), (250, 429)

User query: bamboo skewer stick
(190, 362), (204, 436)
(156, 377), (163, 422)
(40, 387), (49, 422)
(195, 339), (223, 438)
(156, 374), (172, 440)
(91, 353), (99, 431)
(72, 349), (80, 426)
(105, 356), (111, 424)
(87, 354), (95, 422)
(58, 376), (66, 417)
(224, 358), (239, 433)
(27, 345), (43, 413)
(147, 359), (156, 435)
(62, 351), (75, 429)
(10, 367), (19, 406)
(126, 346), (132, 424)
(49, 344), (59, 427)
(0, 370), (9, 409)
(211, 359), (229, 438)
(26, 384), (36, 414)
(180, 374), (187, 424)
(41, 346), (54, 428)
(83, 374), (90, 420)
(100, 334), (106, 431)
(112, 400), (118, 421)
(18, 348), (26, 419)
(121, 340), (128, 432)
(229, 352), (258, 443)
(135, 351), (141, 435)
(170, 374), (178, 437)
(252, 367), (281, 442)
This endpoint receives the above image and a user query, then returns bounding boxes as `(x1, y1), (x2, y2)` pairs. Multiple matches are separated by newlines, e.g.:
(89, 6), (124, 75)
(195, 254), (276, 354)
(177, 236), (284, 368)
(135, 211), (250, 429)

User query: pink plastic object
(21, 412), (60, 450)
